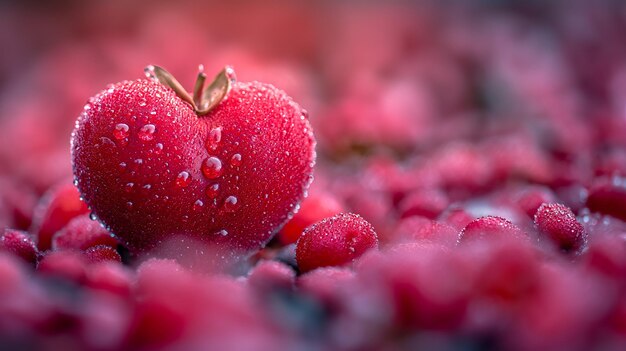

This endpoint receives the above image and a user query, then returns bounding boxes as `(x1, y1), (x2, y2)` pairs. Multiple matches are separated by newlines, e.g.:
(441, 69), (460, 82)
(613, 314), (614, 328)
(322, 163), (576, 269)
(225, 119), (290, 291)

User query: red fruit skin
(390, 216), (458, 246)
(587, 176), (626, 222)
(83, 245), (122, 264)
(458, 216), (527, 243)
(298, 267), (354, 306)
(71, 78), (315, 261)
(534, 203), (586, 252)
(30, 182), (89, 251)
(515, 186), (557, 219)
(247, 260), (295, 295)
(439, 207), (474, 231)
(51, 214), (119, 251)
(397, 188), (449, 219)
(37, 250), (87, 282)
(296, 213), (378, 273)
(0, 229), (39, 265)
(85, 262), (134, 297)
(278, 191), (344, 245)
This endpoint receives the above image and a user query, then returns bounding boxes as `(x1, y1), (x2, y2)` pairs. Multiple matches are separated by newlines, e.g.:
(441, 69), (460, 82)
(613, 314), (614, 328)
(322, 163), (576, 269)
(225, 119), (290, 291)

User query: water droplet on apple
(206, 127), (222, 151)
(215, 229), (229, 236)
(223, 195), (239, 212)
(206, 183), (220, 199)
(89, 213), (98, 221)
(113, 123), (129, 139)
(126, 202), (134, 209)
(193, 200), (204, 212)
(201, 157), (223, 179)
(176, 171), (191, 187)
(154, 143), (164, 154)
(132, 158), (143, 171)
(230, 153), (242, 166)
(143, 184), (151, 190)
(124, 183), (135, 193)
(138, 124), (156, 141)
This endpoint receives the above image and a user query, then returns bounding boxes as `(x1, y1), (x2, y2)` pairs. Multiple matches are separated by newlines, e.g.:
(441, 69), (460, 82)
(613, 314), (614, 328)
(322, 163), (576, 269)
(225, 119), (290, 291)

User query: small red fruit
(458, 216), (527, 243)
(534, 203), (586, 252)
(0, 228), (39, 264)
(278, 191), (344, 245)
(30, 182), (89, 251)
(51, 214), (119, 251)
(83, 245), (122, 264)
(296, 213), (378, 273)
(71, 65), (315, 261)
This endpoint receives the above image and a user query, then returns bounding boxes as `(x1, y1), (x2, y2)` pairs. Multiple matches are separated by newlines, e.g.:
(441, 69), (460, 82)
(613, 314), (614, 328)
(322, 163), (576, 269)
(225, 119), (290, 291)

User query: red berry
(459, 216), (527, 243)
(298, 267), (354, 305)
(397, 188), (449, 219)
(51, 214), (119, 251)
(534, 203), (586, 252)
(30, 182), (89, 251)
(438, 207), (475, 231)
(587, 176), (626, 222)
(83, 245), (122, 264)
(37, 250), (87, 282)
(278, 191), (344, 245)
(0, 229), (39, 265)
(247, 260), (295, 294)
(390, 216), (458, 245)
(85, 261), (134, 296)
(71, 66), (315, 261)
(296, 213), (378, 273)
(514, 186), (557, 218)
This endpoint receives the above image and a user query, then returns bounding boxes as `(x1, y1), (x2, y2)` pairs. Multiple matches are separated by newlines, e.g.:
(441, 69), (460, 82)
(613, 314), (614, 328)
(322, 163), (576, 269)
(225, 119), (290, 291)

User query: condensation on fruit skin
(223, 196), (239, 212)
(230, 154), (242, 166)
(176, 171), (191, 188)
(206, 183), (220, 199)
(215, 229), (229, 237)
(206, 127), (222, 151)
(154, 143), (164, 154)
(193, 200), (204, 212)
(113, 123), (129, 140)
(201, 157), (223, 179)
(124, 182), (135, 193)
(138, 124), (156, 141)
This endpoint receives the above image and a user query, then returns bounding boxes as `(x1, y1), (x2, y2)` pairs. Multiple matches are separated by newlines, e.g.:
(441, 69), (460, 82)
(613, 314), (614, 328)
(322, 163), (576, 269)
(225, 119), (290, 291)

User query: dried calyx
(144, 65), (236, 115)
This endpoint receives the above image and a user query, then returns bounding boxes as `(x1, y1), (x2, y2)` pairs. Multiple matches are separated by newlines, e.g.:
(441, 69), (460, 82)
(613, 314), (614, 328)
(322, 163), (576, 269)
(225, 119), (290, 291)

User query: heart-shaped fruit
(71, 65), (315, 262)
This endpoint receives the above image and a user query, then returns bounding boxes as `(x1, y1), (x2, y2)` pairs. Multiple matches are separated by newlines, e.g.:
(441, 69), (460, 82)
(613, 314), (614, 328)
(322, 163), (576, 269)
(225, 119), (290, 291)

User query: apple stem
(144, 64), (235, 116)
(193, 71), (207, 109)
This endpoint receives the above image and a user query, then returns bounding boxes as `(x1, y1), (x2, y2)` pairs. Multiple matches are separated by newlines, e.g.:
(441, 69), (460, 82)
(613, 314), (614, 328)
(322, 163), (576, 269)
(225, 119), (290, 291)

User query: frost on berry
(51, 214), (119, 251)
(1, 229), (39, 265)
(83, 245), (122, 264)
(534, 203), (586, 252)
(296, 213), (379, 273)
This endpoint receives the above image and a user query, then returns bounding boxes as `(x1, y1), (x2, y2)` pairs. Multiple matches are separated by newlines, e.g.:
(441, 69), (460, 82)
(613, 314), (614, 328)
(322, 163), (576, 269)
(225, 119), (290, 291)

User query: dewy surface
(1, 1), (626, 350)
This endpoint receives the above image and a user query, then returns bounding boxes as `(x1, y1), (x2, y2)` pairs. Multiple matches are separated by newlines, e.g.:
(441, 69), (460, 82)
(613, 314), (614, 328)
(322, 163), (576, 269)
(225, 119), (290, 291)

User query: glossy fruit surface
(72, 68), (315, 261)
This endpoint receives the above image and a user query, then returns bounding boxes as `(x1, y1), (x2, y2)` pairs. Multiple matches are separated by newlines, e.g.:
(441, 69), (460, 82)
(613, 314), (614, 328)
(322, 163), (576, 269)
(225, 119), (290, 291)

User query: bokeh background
(2, 0), (625, 200)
